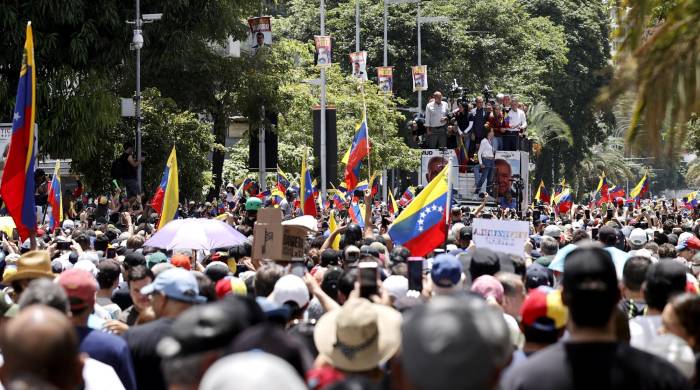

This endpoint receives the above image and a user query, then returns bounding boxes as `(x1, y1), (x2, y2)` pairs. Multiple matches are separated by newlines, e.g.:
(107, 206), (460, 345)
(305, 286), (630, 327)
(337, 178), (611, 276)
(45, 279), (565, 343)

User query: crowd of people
(0, 181), (698, 390)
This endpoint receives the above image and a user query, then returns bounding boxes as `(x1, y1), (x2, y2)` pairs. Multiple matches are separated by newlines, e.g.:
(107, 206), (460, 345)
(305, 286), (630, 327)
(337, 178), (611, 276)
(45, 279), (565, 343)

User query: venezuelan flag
(277, 167), (290, 193)
(399, 187), (414, 207)
(552, 179), (566, 205)
(683, 191), (698, 209)
(348, 202), (364, 228)
(555, 188), (573, 214)
(630, 173), (649, 200)
(388, 191), (399, 215)
(596, 173), (609, 203)
(344, 114), (370, 191)
(388, 165), (449, 256)
(370, 172), (381, 197)
(328, 210), (341, 249)
(454, 136), (469, 173)
(609, 185), (625, 200)
(47, 161), (62, 229)
(270, 188), (285, 206)
(151, 147), (179, 229)
(1, 23), (37, 241)
(534, 180), (551, 204)
(300, 150), (316, 217)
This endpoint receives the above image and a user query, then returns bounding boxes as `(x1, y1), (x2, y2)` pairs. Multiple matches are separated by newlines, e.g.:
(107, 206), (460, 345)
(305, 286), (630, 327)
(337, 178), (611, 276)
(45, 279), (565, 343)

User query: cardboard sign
(471, 218), (529, 257)
(253, 208), (308, 261)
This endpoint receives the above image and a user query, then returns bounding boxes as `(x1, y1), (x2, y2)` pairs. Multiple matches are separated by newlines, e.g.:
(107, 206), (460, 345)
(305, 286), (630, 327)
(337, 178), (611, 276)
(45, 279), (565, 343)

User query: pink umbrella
(144, 218), (247, 250)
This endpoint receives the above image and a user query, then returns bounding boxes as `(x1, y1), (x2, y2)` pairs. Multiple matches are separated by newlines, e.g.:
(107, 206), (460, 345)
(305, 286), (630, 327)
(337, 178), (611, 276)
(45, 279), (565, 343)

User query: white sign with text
(472, 218), (529, 257)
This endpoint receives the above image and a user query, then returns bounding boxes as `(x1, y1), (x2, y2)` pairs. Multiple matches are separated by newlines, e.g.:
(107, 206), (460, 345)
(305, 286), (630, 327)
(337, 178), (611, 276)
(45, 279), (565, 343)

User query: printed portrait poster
(494, 150), (529, 213)
(248, 17), (272, 54)
(411, 65), (427, 92)
(377, 67), (393, 95)
(419, 149), (459, 187)
(349, 51), (368, 81)
(315, 36), (332, 67)
(472, 218), (529, 257)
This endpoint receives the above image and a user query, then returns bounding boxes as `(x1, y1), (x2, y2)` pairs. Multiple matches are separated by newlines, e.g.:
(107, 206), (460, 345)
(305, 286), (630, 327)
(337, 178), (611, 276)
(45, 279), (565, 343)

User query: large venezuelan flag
(47, 161), (62, 229)
(388, 165), (449, 256)
(1, 23), (37, 241)
(151, 147), (178, 229)
(344, 115), (370, 191)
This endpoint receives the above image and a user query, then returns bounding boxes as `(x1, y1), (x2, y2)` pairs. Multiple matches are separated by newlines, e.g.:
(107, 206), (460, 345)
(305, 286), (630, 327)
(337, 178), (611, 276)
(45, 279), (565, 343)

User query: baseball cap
(676, 232), (700, 251)
(401, 295), (511, 390)
(562, 247), (620, 306)
(525, 263), (552, 291)
(629, 228), (648, 246)
(431, 254), (462, 288)
(383, 275), (408, 300)
(543, 225), (561, 239)
(520, 286), (568, 332)
(146, 252), (168, 269)
(170, 254), (192, 270)
(204, 261), (230, 283)
(57, 269), (98, 311)
(215, 276), (247, 298)
(200, 352), (307, 390)
(269, 275), (309, 308)
(140, 267), (206, 304)
(245, 197), (263, 211)
(470, 275), (504, 304)
(0, 291), (19, 318)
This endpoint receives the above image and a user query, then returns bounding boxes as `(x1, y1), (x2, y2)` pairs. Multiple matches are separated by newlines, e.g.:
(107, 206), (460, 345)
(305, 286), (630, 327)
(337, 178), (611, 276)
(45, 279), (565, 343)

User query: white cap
(543, 225), (561, 239)
(74, 260), (98, 277)
(629, 228), (648, 246)
(62, 219), (75, 230)
(269, 275), (309, 308)
(383, 275), (409, 299)
(200, 352), (307, 390)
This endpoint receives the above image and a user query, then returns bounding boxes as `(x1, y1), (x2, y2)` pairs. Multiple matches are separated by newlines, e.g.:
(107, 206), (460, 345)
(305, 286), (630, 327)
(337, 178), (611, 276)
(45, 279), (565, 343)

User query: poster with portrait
(315, 36), (332, 67)
(411, 65), (427, 92)
(377, 66), (393, 95)
(494, 151), (529, 213)
(419, 149), (459, 187)
(247, 17), (272, 54)
(349, 51), (368, 81)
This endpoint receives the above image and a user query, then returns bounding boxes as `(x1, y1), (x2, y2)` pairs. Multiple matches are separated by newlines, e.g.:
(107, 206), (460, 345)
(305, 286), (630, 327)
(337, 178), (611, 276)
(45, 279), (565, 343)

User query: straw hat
(4, 250), (54, 283)
(314, 298), (401, 372)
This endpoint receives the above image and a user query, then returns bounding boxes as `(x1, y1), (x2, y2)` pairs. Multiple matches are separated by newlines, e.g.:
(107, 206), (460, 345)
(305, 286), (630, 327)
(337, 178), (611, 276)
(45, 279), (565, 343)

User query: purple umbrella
(144, 218), (247, 250)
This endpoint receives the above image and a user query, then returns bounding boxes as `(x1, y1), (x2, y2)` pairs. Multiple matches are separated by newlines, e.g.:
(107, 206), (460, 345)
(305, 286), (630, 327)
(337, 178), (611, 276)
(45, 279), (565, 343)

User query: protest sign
(412, 65), (427, 92)
(377, 66), (393, 94)
(471, 218), (529, 257)
(247, 16), (272, 54)
(253, 208), (308, 261)
(315, 36), (332, 67)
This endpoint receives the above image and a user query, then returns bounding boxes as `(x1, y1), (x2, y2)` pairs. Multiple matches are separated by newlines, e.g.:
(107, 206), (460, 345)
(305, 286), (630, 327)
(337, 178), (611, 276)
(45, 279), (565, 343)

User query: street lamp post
(320, 0), (328, 200)
(416, 15), (449, 112)
(355, 0), (361, 52)
(129, 0), (160, 194)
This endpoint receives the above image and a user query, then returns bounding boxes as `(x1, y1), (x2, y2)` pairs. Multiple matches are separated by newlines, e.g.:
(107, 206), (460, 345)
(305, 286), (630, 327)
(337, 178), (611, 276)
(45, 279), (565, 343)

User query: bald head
(1, 305), (83, 389)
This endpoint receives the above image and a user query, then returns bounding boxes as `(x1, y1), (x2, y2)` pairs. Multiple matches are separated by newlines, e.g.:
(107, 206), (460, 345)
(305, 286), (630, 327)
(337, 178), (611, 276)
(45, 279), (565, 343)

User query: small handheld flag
(151, 147), (179, 229)
(344, 114), (370, 191)
(300, 150), (317, 217)
(47, 161), (62, 229)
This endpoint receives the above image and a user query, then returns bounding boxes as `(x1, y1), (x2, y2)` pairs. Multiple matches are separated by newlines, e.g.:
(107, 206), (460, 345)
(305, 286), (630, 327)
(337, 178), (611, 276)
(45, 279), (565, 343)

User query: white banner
(471, 218), (529, 257)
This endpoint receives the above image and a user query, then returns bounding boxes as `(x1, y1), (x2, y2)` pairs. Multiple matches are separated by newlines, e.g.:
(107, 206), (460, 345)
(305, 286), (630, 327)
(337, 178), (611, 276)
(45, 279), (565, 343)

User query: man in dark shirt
(123, 268), (205, 390)
(470, 96), (489, 155)
(57, 269), (137, 390)
(501, 246), (691, 390)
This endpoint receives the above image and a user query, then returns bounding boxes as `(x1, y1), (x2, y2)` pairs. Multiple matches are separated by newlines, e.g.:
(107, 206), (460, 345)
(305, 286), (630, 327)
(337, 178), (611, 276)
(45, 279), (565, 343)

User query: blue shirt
(76, 326), (137, 390)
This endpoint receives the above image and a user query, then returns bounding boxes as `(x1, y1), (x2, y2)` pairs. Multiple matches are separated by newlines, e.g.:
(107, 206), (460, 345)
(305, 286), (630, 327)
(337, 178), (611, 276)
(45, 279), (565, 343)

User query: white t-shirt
(425, 101), (449, 128)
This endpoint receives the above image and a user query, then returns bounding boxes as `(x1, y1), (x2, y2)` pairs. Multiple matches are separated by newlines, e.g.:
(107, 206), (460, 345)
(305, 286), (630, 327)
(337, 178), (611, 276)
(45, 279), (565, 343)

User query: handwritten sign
(471, 218), (529, 257)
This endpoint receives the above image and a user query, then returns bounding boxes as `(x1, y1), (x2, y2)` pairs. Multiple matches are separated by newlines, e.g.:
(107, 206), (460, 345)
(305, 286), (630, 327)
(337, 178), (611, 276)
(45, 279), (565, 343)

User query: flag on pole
(344, 114), (370, 191)
(47, 161), (62, 229)
(300, 150), (317, 217)
(328, 210), (341, 250)
(388, 165), (449, 256)
(609, 185), (626, 200)
(399, 187), (415, 207)
(454, 136), (469, 173)
(151, 147), (179, 229)
(1, 22), (37, 241)
(552, 179), (566, 205)
(276, 167), (290, 193)
(629, 173), (649, 200)
(388, 191), (399, 215)
(554, 188), (573, 214)
(534, 180), (551, 204)
(370, 171), (381, 197)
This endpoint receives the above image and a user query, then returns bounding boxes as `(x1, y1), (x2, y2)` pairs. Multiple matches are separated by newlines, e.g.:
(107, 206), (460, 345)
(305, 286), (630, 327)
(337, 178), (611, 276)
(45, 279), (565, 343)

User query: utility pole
(355, 0), (361, 52)
(416, 1), (422, 113)
(259, 105), (266, 185)
(320, 0), (327, 199)
(134, 0), (142, 192)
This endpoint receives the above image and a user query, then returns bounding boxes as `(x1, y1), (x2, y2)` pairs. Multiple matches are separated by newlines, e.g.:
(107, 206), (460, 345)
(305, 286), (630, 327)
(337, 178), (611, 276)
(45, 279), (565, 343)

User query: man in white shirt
(475, 129), (496, 196)
(425, 91), (449, 149)
(503, 95), (527, 151)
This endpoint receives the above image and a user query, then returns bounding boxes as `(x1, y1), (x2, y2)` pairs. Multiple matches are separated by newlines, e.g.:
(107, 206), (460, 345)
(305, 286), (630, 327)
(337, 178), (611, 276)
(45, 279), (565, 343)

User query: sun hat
(4, 250), (54, 283)
(401, 294), (511, 390)
(269, 275), (309, 309)
(57, 269), (98, 311)
(140, 267), (206, 304)
(520, 286), (568, 332)
(314, 298), (402, 372)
